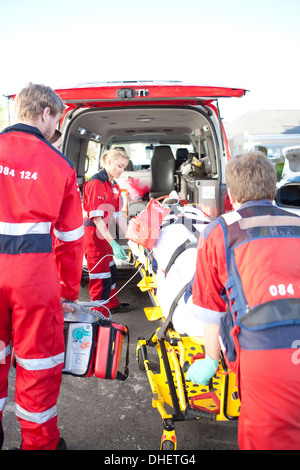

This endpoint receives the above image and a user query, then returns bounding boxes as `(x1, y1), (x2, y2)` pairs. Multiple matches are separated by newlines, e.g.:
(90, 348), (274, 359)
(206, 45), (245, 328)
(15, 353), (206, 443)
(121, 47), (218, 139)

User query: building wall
(229, 132), (300, 161)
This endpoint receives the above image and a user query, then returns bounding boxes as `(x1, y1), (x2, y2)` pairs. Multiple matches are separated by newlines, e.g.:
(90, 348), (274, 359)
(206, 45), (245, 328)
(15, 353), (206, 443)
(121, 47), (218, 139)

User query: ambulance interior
(62, 105), (224, 220)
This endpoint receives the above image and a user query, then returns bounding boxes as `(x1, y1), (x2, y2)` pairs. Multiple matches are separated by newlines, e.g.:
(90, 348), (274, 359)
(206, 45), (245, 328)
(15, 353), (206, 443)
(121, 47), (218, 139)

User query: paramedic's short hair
(225, 150), (277, 204)
(15, 83), (66, 121)
(101, 148), (129, 168)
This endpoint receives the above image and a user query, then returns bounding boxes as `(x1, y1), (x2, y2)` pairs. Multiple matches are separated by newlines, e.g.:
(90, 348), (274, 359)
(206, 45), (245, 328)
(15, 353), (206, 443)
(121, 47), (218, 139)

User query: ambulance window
(86, 140), (100, 178)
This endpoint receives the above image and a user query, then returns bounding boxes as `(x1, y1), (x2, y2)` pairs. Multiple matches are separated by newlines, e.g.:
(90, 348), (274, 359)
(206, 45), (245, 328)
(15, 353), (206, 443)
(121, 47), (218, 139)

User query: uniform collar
(2, 123), (46, 141)
(99, 168), (116, 185)
(239, 199), (273, 210)
(98, 168), (110, 182)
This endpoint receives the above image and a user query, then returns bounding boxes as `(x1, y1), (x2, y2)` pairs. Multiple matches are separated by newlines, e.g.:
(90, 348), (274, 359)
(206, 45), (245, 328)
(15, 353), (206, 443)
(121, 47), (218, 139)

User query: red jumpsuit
(192, 200), (300, 450)
(83, 169), (122, 311)
(0, 124), (84, 450)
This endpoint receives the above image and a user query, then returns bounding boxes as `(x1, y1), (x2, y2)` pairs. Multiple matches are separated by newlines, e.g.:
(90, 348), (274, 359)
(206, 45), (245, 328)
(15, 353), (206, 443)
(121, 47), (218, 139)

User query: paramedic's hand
(110, 240), (127, 260)
(186, 355), (219, 385)
(61, 298), (77, 313)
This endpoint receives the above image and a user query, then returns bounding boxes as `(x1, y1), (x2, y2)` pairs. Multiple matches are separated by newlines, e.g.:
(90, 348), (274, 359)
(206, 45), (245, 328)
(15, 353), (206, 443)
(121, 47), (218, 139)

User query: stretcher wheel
(136, 339), (148, 371)
(161, 421), (177, 450)
(137, 348), (146, 371)
(161, 439), (175, 450)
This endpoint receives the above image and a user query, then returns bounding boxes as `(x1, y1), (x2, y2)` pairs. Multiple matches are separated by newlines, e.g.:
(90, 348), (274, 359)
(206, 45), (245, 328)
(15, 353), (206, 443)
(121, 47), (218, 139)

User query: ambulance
(55, 81), (247, 221)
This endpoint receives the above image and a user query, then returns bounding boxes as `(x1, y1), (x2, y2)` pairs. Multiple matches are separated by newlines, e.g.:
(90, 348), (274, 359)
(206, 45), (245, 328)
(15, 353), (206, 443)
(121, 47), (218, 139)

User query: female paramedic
(187, 151), (300, 450)
(83, 148), (131, 315)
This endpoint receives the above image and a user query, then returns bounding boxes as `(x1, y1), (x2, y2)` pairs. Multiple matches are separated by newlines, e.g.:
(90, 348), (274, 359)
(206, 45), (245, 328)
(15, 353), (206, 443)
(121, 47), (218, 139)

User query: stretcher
(127, 197), (240, 450)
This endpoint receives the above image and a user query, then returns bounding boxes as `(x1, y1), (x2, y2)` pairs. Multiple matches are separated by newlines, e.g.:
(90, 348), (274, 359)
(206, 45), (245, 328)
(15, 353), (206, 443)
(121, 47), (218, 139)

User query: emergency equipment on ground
(63, 302), (129, 381)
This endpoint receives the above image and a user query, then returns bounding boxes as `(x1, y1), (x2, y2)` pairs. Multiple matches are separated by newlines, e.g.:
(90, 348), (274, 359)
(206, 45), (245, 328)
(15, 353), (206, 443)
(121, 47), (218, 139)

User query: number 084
(269, 284), (295, 296)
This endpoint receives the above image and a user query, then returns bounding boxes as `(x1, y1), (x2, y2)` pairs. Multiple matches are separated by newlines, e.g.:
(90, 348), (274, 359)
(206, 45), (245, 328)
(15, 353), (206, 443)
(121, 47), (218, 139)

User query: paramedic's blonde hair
(101, 148), (129, 168)
(15, 83), (66, 121)
(225, 150), (277, 204)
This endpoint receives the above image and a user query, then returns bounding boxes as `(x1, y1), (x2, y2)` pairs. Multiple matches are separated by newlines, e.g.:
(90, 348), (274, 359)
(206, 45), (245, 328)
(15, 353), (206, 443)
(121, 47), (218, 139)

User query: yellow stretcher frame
(134, 250), (240, 450)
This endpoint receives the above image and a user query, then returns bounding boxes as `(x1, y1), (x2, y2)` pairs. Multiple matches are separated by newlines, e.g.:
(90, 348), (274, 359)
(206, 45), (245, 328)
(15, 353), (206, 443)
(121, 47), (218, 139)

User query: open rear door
(55, 81), (247, 108)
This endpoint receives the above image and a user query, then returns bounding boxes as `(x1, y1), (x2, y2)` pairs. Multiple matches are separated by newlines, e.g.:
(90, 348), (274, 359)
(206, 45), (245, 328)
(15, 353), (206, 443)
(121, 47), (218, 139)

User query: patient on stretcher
(153, 219), (206, 337)
(127, 195), (210, 337)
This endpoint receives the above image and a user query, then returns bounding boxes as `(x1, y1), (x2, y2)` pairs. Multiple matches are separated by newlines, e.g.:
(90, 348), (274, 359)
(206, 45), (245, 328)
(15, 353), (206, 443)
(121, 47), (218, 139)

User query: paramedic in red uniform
(187, 151), (300, 450)
(0, 83), (84, 450)
(83, 148), (131, 314)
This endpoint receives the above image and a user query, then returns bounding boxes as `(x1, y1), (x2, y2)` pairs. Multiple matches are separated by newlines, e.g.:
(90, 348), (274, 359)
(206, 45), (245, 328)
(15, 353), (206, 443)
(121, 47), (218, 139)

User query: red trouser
(0, 253), (65, 450)
(84, 226), (120, 311)
(238, 348), (300, 450)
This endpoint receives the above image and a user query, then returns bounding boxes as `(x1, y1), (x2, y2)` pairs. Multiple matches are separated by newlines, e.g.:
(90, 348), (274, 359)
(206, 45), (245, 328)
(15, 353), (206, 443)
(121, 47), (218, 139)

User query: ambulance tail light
(223, 190), (233, 213)
(202, 205), (217, 219)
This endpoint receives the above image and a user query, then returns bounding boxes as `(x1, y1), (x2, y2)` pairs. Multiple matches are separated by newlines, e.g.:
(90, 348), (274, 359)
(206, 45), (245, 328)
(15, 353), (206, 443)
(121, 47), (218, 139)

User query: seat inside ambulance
(150, 145), (175, 199)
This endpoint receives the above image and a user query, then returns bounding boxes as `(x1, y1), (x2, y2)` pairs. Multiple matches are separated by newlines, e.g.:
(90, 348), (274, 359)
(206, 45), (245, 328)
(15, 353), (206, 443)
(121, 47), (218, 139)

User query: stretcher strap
(157, 281), (191, 340)
(164, 240), (197, 275)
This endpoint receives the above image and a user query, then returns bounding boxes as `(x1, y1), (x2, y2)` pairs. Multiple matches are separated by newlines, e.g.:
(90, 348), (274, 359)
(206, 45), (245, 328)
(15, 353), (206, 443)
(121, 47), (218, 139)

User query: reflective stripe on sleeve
(54, 225), (84, 242)
(0, 343), (11, 362)
(0, 221), (51, 236)
(89, 210), (104, 218)
(192, 304), (226, 324)
(15, 403), (57, 424)
(15, 352), (65, 371)
(0, 397), (7, 412)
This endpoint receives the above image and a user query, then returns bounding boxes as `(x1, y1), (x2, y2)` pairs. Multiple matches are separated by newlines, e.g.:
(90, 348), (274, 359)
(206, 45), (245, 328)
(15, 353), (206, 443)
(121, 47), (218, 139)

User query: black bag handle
(115, 326), (129, 381)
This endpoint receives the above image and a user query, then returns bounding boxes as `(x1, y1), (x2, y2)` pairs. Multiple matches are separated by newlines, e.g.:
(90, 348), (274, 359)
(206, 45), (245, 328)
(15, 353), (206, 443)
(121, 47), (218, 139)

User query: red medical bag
(94, 321), (129, 380)
(126, 197), (170, 249)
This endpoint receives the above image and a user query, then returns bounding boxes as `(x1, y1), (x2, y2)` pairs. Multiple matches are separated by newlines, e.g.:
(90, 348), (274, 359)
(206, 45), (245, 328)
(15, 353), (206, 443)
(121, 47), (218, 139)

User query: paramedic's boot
(0, 422), (3, 450)
(111, 303), (131, 314)
(9, 437), (67, 450)
(55, 437), (67, 450)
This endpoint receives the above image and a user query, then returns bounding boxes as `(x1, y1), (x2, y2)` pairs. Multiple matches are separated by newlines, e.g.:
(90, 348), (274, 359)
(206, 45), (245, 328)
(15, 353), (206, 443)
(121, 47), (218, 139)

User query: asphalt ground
(2, 268), (239, 454)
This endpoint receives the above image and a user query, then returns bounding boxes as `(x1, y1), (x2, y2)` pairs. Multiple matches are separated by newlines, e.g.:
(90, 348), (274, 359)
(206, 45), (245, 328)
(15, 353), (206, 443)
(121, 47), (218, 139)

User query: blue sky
(0, 0), (299, 120)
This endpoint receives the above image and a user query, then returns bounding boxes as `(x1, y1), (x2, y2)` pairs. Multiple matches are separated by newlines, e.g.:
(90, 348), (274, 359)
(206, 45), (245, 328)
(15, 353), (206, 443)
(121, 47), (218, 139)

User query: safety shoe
(110, 303), (131, 314)
(9, 437), (67, 450)
(0, 422), (3, 450)
(55, 437), (67, 450)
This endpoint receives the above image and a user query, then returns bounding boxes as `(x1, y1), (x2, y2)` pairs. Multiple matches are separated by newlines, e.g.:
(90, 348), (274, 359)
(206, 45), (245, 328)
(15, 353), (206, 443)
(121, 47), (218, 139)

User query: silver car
(275, 146), (300, 216)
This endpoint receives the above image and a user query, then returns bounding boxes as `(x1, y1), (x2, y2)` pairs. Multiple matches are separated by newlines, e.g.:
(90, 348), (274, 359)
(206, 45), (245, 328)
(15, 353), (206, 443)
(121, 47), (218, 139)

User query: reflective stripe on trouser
(0, 253), (65, 450)
(86, 253), (120, 309)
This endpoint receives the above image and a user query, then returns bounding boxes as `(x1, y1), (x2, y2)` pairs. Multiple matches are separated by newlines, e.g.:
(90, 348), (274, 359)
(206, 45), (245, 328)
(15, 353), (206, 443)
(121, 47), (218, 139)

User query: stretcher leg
(160, 419), (177, 450)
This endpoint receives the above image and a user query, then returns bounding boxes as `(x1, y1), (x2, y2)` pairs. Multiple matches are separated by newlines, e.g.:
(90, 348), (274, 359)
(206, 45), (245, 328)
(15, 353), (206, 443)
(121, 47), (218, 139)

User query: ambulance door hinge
(117, 88), (149, 100)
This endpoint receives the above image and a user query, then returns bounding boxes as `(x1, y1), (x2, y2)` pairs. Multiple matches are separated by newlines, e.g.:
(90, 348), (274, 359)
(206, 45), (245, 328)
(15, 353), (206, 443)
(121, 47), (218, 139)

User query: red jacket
(193, 200), (300, 341)
(83, 168), (123, 253)
(83, 168), (122, 224)
(0, 124), (84, 300)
